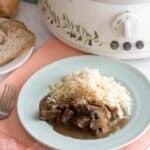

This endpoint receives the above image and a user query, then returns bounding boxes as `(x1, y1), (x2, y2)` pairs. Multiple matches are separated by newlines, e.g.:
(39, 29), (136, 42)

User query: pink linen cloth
(0, 39), (149, 150)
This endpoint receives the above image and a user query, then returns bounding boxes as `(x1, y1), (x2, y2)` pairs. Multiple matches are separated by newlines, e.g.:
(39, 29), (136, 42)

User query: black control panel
(123, 42), (132, 51)
(110, 40), (145, 51)
(136, 41), (144, 49)
(111, 41), (119, 50)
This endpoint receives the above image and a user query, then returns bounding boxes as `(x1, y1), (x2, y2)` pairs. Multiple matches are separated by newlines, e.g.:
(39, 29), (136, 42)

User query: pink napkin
(1, 39), (150, 150)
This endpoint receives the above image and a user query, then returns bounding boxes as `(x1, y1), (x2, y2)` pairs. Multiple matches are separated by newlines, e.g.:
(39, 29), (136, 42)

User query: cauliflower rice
(49, 68), (132, 118)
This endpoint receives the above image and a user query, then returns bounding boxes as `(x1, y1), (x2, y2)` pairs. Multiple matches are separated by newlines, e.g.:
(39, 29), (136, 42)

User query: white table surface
(1, 1), (150, 80)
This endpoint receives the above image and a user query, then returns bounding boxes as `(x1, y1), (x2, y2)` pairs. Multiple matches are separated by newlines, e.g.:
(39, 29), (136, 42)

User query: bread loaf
(0, 18), (35, 65)
(0, 0), (20, 17)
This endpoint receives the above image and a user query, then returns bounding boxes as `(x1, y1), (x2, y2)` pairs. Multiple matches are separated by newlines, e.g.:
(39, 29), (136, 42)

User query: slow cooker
(39, 0), (150, 59)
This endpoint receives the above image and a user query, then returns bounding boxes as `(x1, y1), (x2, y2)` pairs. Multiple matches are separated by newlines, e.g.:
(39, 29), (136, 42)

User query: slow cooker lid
(95, 0), (150, 4)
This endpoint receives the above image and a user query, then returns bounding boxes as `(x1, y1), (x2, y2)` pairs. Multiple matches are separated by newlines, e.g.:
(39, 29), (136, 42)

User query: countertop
(1, 1), (150, 80)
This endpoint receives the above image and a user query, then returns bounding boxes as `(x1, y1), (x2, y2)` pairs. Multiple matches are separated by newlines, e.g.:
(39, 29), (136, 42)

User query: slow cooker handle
(112, 12), (142, 39)
(124, 18), (132, 39)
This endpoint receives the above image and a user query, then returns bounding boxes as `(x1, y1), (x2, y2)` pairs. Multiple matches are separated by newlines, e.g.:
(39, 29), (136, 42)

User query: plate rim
(17, 55), (150, 150)
(0, 47), (34, 75)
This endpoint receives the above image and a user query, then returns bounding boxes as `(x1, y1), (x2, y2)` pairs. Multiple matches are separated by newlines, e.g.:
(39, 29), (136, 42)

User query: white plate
(0, 47), (33, 75)
(18, 56), (150, 150)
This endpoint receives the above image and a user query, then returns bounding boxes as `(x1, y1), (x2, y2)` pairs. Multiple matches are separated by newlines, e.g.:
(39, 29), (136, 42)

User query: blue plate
(17, 56), (150, 150)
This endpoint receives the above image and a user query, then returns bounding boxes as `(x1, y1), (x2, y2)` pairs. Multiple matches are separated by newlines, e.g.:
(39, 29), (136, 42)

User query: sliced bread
(0, 19), (27, 31)
(0, 19), (35, 65)
(0, 17), (7, 23)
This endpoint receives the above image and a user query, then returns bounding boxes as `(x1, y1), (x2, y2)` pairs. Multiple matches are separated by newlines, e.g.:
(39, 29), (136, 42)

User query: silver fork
(0, 83), (16, 119)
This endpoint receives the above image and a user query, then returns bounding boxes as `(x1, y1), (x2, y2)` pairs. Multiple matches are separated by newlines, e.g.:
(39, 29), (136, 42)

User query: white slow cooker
(39, 0), (150, 59)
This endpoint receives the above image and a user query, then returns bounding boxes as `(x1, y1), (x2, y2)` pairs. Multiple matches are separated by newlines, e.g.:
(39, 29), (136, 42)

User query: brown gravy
(53, 118), (128, 139)
(40, 96), (128, 139)
(54, 124), (96, 139)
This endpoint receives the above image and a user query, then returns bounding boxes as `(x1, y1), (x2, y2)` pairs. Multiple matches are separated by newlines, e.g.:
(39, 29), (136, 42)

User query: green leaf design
(53, 11), (57, 23)
(44, 0), (49, 7)
(77, 36), (83, 41)
(41, 1), (102, 47)
(86, 32), (92, 38)
(41, 5), (46, 13)
(49, 5), (53, 15)
(84, 39), (89, 44)
(56, 16), (60, 25)
(81, 27), (86, 37)
(71, 24), (75, 30)
(94, 39), (100, 43)
(67, 31), (71, 35)
(76, 25), (80, 33)
(62, 14), (66, 21)
(66, 16), (70, 25)
(94, 31), (99, 39)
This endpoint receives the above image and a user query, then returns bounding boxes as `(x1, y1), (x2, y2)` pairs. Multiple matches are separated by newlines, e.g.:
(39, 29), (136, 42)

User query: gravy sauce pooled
(40, 96), (128, 139)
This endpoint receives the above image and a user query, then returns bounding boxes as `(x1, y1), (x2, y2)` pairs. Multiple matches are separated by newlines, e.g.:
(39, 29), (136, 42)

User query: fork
(0, 83), (16, 119)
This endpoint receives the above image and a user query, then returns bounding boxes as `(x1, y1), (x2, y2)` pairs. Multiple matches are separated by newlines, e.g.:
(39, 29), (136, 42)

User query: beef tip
(90, 116), (110, 137)
(73, 116), (90, 129)
(55, 105), (64, 111)
(89, 104), (111, 120)
(55, 116), (62, 124)
(90, 118), (108, 131)
(61, 103), (70, 109)
(58, 103), (70, 114)
(39, 97), (49, 111)
(90, 107), (107, 120)
(50, 104), (60, 110)
(89, 100), (104, 107)
(61, 109), (74, 124)
(95, 128), (103, 137)
(110, 107), (119, 121)
(103, 106), (111, 120)
(109, 119), (120, 132)
(90, 110), (101, 119)
(101, 126), (111, 136)
(71, 98), (87, 107)
(71, 98), (90, 115)
(109, 118), (120, 127)
(88, 105), (101, 112)
(110, 118), (128, 130)
(118, 118), (128, 128)
(39, 97), (62, 122)
(39, 109), (61, 122)
(95, 126), (110, 138)
(90, 119), (101, 130)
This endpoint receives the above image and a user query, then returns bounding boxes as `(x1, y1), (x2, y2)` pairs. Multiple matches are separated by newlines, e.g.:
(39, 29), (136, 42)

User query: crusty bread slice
(0, 19), (27, 31)
(0, 17), (7, 23)
(0, 19), (35, 65)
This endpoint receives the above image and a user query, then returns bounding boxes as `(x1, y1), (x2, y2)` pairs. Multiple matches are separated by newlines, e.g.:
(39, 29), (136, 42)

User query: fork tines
(0, 83), (16, 118)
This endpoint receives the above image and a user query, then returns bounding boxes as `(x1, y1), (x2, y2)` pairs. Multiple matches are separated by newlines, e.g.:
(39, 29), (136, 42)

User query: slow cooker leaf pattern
(40, 0), (102, 46)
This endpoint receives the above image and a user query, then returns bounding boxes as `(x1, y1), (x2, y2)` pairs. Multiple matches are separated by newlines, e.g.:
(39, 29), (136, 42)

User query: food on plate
(0, 0), (20, 17)
(0, 18), (35, 65)
(39, 68), (132, 139)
